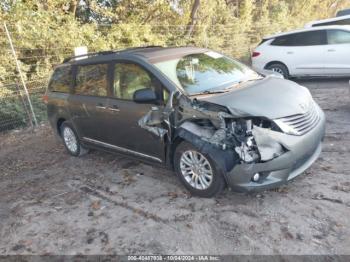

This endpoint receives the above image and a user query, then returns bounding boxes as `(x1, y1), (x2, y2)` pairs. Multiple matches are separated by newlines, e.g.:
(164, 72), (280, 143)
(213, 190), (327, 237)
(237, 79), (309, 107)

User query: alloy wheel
(271, 67), (285, 76)
(179, 150), (213, 190)
(63, 126), (78, 153)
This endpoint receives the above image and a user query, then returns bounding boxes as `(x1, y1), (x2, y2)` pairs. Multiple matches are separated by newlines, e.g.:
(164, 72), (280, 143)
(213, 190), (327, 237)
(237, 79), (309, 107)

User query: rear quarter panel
(252, 40), (296, 75)
(47, 92), (71, 136)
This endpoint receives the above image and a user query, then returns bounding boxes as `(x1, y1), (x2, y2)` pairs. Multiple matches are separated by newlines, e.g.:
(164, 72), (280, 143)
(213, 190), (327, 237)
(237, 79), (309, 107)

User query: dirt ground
(0, 79), (350, 255)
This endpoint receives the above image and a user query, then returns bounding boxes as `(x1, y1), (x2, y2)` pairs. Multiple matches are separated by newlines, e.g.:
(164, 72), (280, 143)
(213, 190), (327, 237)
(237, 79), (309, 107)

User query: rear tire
(174, 141), (225, 198)
(60, 122), (88, 157)
(266, 63), (289, 79)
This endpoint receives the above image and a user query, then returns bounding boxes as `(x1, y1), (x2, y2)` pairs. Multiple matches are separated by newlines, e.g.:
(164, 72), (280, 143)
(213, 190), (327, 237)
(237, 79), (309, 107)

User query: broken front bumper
(226, 110), (326, 192)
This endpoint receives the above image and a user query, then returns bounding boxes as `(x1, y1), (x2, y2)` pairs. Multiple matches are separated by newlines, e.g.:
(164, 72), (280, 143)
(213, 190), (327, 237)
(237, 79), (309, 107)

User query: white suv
(252, 25), (350, 78)
(304, 14), (350, 28)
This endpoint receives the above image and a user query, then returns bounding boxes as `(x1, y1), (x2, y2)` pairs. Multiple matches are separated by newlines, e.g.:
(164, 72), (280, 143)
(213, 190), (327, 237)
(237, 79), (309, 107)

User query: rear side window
(271, 31), (326, 46)
(327, 30), (350, 44)
(49, 66), (72, 93)
(75, 64), (108, 96)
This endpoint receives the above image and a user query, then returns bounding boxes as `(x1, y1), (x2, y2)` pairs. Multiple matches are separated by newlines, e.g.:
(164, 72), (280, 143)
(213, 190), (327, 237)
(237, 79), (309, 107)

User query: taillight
(252, 51), (261, 58)
(42, 94), (49, 104)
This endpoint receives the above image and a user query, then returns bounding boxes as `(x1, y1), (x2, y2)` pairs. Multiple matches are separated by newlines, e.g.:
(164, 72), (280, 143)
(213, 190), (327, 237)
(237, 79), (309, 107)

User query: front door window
(113, 63), (155, 100)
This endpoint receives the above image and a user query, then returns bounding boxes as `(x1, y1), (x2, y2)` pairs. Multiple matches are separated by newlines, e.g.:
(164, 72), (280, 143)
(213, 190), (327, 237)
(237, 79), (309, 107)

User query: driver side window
(113, 63), (153, 100)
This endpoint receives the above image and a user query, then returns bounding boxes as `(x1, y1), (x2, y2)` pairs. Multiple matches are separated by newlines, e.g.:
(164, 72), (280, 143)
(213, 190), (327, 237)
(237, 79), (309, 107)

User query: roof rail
(63, 46), (163, 63)
(63, 50), (115, 63)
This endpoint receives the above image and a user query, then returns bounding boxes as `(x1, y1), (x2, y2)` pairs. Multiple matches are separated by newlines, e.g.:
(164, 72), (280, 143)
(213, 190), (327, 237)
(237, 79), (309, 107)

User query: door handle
(96, 103), (107, 110)
(328, 49), (336, 52)
(287, 51), (294, 54)
(108, 105), (120, 112)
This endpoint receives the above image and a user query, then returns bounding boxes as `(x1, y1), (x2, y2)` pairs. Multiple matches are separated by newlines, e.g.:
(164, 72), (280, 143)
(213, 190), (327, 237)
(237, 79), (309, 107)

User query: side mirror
(133, 88), (157, 103)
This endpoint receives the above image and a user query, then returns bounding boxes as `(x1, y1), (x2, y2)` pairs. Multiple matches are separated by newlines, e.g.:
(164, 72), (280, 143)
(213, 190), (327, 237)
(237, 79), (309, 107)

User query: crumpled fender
(176, 127), (239, 174)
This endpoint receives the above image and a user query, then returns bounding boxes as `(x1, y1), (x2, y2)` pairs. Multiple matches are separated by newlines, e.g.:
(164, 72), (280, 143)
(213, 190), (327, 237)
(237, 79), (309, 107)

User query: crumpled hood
(197, 76), (312, 119)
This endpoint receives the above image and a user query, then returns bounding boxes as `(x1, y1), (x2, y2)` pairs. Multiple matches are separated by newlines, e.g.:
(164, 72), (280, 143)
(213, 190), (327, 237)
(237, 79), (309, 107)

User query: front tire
(174, 142), (225, 198)
(60, 122), (88, 157)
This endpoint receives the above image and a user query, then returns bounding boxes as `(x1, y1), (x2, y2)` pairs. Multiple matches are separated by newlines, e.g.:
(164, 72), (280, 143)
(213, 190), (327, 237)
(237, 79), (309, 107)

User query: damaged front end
(138, 91), (289, 189)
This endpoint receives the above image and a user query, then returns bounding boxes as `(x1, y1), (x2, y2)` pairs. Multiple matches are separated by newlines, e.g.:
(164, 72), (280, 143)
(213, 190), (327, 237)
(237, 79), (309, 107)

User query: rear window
(271, 31), (326, 46)
(258, 39), (269, 46)
(270, 35), (295, 46)
(75, 64), (108, 96)
(48, 66), (72, 93)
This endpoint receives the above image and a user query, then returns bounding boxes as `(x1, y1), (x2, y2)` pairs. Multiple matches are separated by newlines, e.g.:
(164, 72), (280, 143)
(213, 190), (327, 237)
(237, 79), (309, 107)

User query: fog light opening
(252, 173), (260, 182)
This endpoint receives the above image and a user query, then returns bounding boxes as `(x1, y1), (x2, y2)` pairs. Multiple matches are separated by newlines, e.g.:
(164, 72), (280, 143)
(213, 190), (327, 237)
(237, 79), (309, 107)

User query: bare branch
(186, 0), (200, 38)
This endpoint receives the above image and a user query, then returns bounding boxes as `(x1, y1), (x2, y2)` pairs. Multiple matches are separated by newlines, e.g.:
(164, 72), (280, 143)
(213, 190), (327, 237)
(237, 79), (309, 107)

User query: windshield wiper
(222, 77), (263, 91)
(190, 89), (230, 96)
(190, 77), (263, 96)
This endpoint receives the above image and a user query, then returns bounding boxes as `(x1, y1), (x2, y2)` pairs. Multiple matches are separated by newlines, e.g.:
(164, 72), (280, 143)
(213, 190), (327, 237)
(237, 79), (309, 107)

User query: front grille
(276, 100), (320, 135)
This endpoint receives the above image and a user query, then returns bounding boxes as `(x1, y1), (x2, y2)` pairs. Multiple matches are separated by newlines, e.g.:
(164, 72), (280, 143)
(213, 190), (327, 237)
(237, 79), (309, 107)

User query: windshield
(154, 51), (260, 95)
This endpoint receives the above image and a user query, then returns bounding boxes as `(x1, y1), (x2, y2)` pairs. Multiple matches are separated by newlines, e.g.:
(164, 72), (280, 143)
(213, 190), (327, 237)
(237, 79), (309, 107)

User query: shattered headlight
(230, 119), (258, 163)
(230, 118), (285, 163)
(230, 117), (281, 136)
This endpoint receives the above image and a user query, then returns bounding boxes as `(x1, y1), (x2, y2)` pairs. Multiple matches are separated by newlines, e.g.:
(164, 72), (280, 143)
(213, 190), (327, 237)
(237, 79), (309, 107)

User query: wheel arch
(56, 118), (66, 137)
(170, 126), (239, 183)
(264, 60), (288, 70)
(166, 136), (185, 170)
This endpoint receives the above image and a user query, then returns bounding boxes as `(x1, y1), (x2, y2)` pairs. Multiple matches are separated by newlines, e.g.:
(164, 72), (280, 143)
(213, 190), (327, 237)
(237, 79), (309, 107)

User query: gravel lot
(0, 78), (350, 255)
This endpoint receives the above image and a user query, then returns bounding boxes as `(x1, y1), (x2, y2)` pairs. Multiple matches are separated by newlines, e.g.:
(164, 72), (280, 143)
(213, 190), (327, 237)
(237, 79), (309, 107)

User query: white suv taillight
(42, 93), (49, 104)
(252, 51), (261, 58)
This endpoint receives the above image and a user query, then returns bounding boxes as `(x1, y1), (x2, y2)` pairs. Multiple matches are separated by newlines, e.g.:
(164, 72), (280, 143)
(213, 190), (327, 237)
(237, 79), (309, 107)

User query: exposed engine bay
(138, 91), (286, 172)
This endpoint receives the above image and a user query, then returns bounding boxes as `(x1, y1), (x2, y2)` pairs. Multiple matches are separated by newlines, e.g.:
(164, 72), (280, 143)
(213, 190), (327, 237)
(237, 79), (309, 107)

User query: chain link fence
(0, 23), (259, 132)
(0, 76), (49, 132)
